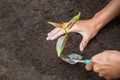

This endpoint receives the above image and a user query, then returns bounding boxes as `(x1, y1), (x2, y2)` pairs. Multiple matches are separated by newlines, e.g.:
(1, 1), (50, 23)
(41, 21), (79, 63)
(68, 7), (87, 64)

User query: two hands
(46, 0), (120, 79)
(46, 19), (120, 80)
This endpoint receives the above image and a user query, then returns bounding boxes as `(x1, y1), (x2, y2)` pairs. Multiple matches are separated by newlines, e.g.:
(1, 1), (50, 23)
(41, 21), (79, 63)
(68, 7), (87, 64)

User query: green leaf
(56, 34), (68, 57)
(48, 12), (81, 57)
(67, 12), (81, 30)
(61, 23), (68, 33)
(48, 22), (62, 28)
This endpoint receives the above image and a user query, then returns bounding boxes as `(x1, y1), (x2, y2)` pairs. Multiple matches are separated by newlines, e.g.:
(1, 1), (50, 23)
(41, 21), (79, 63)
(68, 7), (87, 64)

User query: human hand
(46, 19), (101, 51)
(86, 50), (120, 80)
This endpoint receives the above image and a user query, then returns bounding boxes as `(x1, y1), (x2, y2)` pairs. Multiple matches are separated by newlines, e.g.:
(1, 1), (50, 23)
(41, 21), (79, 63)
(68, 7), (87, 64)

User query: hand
(46, 19), (100, 51)
(86, 50), (120, 80)
(46, 0), (120, 52)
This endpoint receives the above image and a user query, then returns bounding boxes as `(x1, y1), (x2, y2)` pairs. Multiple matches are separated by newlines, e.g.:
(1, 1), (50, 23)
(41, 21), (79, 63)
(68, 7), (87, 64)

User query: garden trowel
(60, 53), (90, 65)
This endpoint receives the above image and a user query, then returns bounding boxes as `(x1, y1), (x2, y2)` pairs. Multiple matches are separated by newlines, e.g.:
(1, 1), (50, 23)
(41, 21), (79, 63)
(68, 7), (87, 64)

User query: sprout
(48, 22), (62, 28)
(56, 34), (68, 57)
(48, 12), (81, 57)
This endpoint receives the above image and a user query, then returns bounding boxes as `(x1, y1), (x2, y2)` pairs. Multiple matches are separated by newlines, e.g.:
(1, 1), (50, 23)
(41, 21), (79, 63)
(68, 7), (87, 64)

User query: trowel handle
(78, 59), (90, 64)
(85, 59), (90, 65)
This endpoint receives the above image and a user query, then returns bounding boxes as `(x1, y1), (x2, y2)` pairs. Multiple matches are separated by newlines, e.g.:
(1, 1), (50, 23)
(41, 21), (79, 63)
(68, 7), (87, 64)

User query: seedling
(48, 12), (81, 57)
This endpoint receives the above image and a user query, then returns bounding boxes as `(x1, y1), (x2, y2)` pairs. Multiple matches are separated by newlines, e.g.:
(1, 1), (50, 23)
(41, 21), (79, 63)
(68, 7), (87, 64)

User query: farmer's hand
(46, 0), (120, 51)
(86, 50), (120, 80)
(46, 19), (101, 51)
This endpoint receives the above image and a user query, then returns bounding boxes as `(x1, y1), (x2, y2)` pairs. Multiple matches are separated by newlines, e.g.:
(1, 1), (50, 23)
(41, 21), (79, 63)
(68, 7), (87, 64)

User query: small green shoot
(56, 34), (68, 57)
(48, 12), (81, 57)
(67, 12), (81, 30)
(48, 22), (62, 28)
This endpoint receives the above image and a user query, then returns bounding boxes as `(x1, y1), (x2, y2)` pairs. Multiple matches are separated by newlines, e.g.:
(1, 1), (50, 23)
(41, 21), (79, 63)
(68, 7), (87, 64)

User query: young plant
(48, 12), (81, 57)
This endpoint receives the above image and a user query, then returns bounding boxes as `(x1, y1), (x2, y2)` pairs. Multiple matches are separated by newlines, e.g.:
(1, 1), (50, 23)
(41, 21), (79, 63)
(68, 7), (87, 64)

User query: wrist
(90, 15), (104, 34)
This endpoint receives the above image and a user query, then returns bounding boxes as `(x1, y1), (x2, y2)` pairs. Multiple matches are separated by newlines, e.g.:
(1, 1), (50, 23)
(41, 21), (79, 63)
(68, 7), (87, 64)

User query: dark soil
(0, 0), (120, 80)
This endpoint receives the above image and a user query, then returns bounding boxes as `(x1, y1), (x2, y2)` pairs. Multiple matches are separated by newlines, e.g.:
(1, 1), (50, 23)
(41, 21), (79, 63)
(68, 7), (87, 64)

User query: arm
(92, 0), (120, 32)
(85, 1), (120, 79)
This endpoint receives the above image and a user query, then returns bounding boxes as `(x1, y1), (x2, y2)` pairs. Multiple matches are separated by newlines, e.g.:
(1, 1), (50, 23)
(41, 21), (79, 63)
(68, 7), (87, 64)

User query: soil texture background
(0, 0), (120, 80)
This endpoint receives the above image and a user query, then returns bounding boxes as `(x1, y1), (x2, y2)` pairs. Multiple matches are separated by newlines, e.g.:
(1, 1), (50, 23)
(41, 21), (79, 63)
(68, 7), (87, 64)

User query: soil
(0, 0), (120, 80)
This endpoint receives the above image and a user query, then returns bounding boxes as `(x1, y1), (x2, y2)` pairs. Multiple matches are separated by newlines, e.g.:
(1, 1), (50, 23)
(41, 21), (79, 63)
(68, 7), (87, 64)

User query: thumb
(85, 61), (93, 71)
(79, 35), (90, 51)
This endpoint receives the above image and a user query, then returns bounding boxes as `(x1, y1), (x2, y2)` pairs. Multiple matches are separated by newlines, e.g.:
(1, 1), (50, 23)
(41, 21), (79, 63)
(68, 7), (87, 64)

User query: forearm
(92, 0), (120, 31)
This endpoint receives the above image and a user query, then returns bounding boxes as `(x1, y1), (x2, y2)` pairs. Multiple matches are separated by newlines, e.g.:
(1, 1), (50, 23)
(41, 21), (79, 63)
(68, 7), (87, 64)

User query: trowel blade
(60, 53), (83, 65)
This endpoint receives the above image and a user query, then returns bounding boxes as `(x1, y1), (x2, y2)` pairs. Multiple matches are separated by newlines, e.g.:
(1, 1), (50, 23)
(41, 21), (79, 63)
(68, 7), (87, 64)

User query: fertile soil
(0, 0), (120, 80)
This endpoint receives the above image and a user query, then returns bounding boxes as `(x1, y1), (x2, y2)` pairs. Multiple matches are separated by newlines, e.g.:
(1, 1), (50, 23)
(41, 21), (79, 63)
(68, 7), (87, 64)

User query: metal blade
(60, 53), (83, 65)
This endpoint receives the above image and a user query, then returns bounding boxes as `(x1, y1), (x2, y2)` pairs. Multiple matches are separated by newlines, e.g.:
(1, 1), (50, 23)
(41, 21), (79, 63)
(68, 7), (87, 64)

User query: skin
(86, 50), (120, 80)
(46, 0), (120, 79)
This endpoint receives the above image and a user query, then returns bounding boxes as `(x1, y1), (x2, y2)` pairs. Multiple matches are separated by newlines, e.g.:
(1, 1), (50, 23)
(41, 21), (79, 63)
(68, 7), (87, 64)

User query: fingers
(46, 28), (61, 40)
(98, 73), (104, 77)
(85, 57), (99, 72)
(47, 28), (61, 36)
(49, 30), (65, 40)
(79, 34), (90, 51)
(99, 73), (111, 80)
(47, 22), (72, 40)
(46, 28), (65, 40)
(93, 65), (101, 73)
(85, 61), (93, 71)
(86, 62), (106, 79)
(85, 58), (110, 80)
